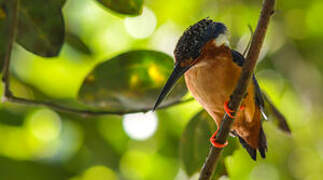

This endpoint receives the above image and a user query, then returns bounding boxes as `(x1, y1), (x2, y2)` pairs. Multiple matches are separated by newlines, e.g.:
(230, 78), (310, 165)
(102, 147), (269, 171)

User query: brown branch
(199, 0), (275, 179)
(0, 0), (192, 117)
(1, 0), (19, 98)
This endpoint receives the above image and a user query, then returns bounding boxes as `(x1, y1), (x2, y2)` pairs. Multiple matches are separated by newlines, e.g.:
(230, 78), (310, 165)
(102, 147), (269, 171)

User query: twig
(242, 25), (254, 57)
(1, 0), (19, 98)
(4, 95), (194, 117)
(199, 0), (275, 179)
(0, 0), (193, 116)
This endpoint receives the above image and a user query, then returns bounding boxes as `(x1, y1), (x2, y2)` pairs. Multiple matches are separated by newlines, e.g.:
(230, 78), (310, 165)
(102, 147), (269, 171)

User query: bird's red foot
(239, 105), (245, 111)
(210, 128), (228, 148)
(224, 101), (245, 118)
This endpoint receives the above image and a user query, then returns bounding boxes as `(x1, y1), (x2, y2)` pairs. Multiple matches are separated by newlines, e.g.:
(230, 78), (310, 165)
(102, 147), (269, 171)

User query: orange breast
(185, 55), (239, 109)
(184, 42), (243, 118)
(184, 41), (260, 148)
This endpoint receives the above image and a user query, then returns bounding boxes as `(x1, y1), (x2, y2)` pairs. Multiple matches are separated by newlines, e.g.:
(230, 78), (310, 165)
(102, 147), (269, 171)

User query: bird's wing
(231, 49), (291, 133)
(252, 75), (266, 119)
(230, 49), (244, 67)
(231, 49), (265, 114)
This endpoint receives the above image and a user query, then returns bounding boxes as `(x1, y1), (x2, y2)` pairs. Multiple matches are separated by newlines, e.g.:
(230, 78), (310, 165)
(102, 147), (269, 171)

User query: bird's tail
(235, 106), (268, 161)
(237, 125), (267, 160)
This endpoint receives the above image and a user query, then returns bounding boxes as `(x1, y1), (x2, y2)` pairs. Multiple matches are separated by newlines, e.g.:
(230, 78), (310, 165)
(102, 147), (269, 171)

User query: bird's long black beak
(153, 63), (191, 111)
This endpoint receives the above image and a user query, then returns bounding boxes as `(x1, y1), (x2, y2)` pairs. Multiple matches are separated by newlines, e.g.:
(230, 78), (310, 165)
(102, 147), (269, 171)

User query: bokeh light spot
(249, 163), (279, 180)
(82, 166), (117, 180)
(150, 22), (180, 55)
(27, 109), (61, 142)
(123, 111), (158, 140)
(124, 7), (157, 39)
(120, 150), (151, 179)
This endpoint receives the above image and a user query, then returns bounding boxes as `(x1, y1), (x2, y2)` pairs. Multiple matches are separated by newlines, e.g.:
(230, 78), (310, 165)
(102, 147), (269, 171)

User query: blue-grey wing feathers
(231, 49), (267, 119)
(230, 49), (291, 133)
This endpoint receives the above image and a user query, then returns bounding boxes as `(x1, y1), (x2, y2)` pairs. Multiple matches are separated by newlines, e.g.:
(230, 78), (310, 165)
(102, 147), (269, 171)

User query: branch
(0, 0), (192, 117)
(199, 0), (275, 179)
(1, 0), (19, 98)
(4, 96), (194, 117)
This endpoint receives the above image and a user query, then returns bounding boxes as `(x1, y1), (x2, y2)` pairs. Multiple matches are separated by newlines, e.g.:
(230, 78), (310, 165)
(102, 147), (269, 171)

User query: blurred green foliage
(79, 50), (186, 111)
(0, 0), (323, 179)
(180, 110), (239, 178)
(17, 0), (66, 57)
(65, 32), (92, 55)
(96, 0), (143, 16)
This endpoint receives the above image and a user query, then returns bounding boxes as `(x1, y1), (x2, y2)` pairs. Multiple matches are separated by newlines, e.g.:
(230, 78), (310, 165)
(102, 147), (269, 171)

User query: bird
(153, 18), (290, 160)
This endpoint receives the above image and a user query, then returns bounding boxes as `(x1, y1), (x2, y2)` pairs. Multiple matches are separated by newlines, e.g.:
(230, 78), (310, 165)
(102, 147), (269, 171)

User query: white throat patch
(213, 33), (230, 47)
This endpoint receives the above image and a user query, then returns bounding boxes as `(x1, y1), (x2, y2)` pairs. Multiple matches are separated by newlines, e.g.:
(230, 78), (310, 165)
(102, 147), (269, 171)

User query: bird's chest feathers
(184, 50), (241, 110)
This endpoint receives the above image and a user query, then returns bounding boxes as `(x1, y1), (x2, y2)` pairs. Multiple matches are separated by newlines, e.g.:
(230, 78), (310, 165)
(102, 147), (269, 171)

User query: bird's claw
(239, 105), (245, 111)
(210, 128), (228, 148)
(224, 101), (245, 118)
(210, 101), (246, 148)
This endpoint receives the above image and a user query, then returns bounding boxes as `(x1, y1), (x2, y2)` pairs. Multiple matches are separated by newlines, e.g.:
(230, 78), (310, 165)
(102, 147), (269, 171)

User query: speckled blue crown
(174, 18), (227, 61)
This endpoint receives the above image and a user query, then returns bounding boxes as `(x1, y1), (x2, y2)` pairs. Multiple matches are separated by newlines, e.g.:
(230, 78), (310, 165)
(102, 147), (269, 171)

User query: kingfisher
(153, 18), (288, 160)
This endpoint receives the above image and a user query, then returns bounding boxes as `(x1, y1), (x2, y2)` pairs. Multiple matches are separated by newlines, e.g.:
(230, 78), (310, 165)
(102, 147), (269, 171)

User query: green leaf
(180, 110), (239, 177)
(96, 0), (143, 16)
(16, 0), (66, 57)
(78, 50), (187, 111)
(65, 32), (92, 55)
(0, 108), (24, 126)
(180, 110), (216, 176)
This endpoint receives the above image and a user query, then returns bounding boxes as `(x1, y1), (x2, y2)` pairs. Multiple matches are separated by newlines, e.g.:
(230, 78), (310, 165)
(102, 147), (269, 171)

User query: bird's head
(153, 18), (230, 110)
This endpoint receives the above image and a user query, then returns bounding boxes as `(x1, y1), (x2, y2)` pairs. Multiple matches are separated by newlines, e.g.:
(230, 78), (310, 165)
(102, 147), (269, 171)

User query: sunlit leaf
(78, 50), (187, 111)
(16, 0), (66, 57)
(65, 32), (92, 55)
(96, 0), (143, 16)
(180, 110), (238, 177)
